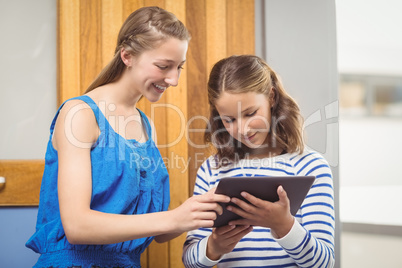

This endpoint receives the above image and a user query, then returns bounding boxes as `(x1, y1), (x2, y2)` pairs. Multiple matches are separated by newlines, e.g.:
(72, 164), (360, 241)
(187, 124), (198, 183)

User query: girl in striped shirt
(182, 55), (335, 267)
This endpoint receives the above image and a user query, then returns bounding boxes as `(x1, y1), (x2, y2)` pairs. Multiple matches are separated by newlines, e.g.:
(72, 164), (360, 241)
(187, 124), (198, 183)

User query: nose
(237, 118), (250, 136)
(164, 69), (180, 87)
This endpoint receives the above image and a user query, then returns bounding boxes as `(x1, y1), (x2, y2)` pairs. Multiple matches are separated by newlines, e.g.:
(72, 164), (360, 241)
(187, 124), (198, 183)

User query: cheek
(260, 108), (272, 130)
(141, 66), (159, 79)
(223, 122), (234, 134)
(255, 119), (270, 132)
(247, 115), (271, 132)
(222, 123), (239, 140)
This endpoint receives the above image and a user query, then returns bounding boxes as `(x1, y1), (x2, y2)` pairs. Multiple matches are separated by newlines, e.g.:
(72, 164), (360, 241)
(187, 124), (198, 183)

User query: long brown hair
(85, 6), (190, 93)
(205, 55), (304, 166)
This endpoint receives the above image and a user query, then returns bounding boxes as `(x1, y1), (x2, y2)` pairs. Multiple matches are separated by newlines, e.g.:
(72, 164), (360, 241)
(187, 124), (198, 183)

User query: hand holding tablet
(213, 176), (315, 227)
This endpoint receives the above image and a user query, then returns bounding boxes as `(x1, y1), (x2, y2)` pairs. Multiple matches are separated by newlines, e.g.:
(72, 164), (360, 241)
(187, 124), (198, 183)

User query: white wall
(336, 0), (402, 267)
(255, 1), (340, 267)
(0, 0), (56, 266)
(0, 0), (57, 160)
(336, 0), (402, 75)
(336, 0), (402, 227)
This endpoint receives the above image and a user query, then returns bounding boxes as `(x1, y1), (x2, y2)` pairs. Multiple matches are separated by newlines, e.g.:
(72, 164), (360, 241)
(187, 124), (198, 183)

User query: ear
(120, 47), (132, 68)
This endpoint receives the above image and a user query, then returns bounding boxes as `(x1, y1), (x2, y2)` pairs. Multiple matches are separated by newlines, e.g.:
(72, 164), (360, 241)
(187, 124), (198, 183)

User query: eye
(246, 110), (257, 117)
(156, 65), (168, 70)
(222, 117), (235, 124)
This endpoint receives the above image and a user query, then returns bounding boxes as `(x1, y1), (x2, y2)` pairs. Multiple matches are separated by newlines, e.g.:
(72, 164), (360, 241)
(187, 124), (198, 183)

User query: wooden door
(57, 0), (255, 267)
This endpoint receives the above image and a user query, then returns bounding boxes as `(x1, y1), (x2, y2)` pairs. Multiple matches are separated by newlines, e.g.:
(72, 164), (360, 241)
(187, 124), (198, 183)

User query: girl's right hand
(206, 224), (253, 260)
(171, 188), (230, 232)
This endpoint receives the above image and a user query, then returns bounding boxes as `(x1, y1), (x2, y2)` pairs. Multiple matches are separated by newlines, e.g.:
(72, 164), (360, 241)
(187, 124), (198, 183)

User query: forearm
(275, 220), (335, 267)
(63, 189), (229, 245)
(278, 164), (335, 267)
(63, 209), (177, 245)
(183, 234), (218, 268)
(154, 232), (182, 243)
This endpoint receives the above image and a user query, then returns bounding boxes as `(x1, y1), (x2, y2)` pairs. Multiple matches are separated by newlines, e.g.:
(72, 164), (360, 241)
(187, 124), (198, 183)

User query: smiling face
(127, 38), (188, 102)
(215, 91), (273, 149)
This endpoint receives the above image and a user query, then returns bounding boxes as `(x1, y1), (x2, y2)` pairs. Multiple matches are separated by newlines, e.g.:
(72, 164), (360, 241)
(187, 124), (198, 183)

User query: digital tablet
(213, 176), (315, 227)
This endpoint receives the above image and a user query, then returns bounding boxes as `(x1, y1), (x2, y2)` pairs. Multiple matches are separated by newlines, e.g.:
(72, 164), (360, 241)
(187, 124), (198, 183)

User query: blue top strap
(49, 95), (106, 137)
(136, 109), (153, 141)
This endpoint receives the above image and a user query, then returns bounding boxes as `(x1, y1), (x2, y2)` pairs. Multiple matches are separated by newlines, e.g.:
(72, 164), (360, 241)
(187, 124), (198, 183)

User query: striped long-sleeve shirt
(182, 149), (335, 268)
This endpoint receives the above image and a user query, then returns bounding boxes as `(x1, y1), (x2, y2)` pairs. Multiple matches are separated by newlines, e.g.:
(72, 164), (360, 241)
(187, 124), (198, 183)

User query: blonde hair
(205, 55), (304, 166)
(85, 6), (190, 93)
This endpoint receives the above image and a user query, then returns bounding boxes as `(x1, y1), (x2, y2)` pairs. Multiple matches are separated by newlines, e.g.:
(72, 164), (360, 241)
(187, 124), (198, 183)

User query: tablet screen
(213, 176), (315, 227)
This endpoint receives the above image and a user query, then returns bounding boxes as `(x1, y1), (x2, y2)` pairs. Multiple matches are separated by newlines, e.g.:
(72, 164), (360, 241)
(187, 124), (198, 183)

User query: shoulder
(290, 148), (332, 177)
(196, 155), (238, 179)
(193, 155), (219, 194)
(59, 98), (95, 117)
(199, 155), (220, 172)
(195, 155), (220, 181)
(53, 98), (99, 149)
(290, 148), (329, 164)
(58, 98), (98, 132)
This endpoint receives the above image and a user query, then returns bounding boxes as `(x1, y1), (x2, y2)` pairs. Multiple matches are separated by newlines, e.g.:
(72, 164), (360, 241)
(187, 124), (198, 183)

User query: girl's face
(128, 38), (188, 102)
(215, 91), (273, 149)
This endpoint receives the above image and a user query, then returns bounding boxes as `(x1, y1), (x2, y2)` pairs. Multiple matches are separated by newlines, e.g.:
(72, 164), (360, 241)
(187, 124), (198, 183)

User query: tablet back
(213, 176), (315, 227)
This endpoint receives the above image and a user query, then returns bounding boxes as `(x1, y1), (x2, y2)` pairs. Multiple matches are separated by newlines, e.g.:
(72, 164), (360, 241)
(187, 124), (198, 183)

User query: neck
(244, 145), (285, 159)
(111, 79), (142, 107)
(88, 81), (142, 108)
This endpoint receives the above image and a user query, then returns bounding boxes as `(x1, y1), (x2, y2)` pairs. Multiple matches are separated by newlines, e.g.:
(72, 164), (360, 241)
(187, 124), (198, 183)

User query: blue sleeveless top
(26, 95), (170, 268)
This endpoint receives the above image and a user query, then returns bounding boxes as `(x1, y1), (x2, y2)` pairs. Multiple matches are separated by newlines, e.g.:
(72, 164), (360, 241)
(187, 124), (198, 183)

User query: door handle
(0, 176), (5, 191)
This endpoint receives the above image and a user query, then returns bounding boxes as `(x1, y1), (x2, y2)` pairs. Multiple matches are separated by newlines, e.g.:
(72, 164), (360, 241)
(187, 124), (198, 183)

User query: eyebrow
(156, 59), (186, 64)
(241, 106), (255, 113)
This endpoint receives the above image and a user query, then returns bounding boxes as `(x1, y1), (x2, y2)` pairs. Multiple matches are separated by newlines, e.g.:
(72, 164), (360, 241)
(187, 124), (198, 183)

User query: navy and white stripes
(182, 149), (335, 268)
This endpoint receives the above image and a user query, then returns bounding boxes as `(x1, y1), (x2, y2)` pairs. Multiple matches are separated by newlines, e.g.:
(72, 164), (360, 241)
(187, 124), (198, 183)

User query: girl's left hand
(227, 185), (294, 238)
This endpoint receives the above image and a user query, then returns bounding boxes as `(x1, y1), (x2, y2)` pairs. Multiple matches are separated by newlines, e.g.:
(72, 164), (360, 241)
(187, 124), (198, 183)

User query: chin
(242, 136), (265, 148)
(240, 139), (260, 149)
(145, 93), (163, 103)
(245, 143), (265, 149)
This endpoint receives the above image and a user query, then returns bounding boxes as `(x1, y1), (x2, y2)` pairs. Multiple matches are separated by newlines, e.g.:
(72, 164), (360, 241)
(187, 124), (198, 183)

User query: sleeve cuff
(197, 236), (222, 266)
(273, 219), (307, 250)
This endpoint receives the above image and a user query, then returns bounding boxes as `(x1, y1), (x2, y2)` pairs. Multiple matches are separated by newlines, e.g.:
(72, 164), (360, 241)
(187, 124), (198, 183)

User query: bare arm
(55, 100), (230, 245)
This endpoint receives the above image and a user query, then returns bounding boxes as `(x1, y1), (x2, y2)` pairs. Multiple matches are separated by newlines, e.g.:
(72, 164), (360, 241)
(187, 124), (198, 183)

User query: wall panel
(227, 0), (255, 55)
(58, 0), (80, 103)
(80, 0), (102, 91)
(186, 0), (208, 193)
(101, 0), (123, 67)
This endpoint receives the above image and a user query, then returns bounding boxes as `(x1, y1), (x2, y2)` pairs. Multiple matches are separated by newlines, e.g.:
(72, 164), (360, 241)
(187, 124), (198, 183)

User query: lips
(245, 132), (257, 141)
(152, 83), (167, 93)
